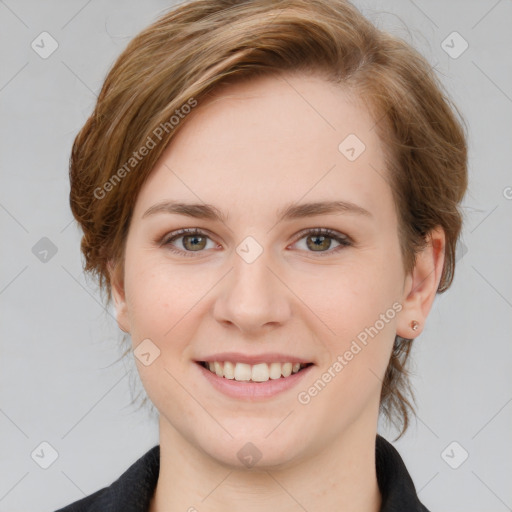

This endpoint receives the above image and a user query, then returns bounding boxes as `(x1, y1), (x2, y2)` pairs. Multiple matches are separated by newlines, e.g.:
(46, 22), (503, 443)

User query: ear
(108, 259), (131, 334)
(396, 226), (446, 339)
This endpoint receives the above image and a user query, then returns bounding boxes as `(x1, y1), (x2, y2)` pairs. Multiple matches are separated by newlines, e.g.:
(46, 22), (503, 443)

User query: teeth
(281, 362), (292, 377)
(223, 361), (235, 379)
(213, 361), (223, 377)
(269, 362), (282, 380)
(234, 363), (252, 381)
(251, 363), (269, 382)
(203, 361), (308, 382)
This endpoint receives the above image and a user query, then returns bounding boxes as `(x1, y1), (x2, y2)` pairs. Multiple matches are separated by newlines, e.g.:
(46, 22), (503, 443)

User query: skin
(110, 71), (445, 512)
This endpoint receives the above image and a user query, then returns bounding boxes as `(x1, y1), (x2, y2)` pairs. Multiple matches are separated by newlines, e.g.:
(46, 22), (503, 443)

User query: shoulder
(53, 445), (160, 512)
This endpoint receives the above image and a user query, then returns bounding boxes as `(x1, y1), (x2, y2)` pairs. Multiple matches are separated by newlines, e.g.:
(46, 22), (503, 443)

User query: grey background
(1, 1), (511, 511)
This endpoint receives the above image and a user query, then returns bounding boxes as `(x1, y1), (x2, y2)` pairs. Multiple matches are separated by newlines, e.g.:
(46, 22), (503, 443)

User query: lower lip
(196, 362), (314, 400)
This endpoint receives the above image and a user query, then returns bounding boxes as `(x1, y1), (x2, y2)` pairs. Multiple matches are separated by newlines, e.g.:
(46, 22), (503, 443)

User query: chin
(206, 440), (303, 471)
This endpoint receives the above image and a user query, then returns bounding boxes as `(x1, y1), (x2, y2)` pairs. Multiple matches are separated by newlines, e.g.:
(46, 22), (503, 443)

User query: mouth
(196, 360), (314, 383)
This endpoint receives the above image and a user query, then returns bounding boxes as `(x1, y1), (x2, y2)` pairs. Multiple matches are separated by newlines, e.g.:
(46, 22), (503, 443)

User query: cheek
(126, 270), (167, 333)
(308, 254), (402, 333)
(123, 253), (218, 356)
(123, 254), (187, 339)
(301, 267), (400, 421)
(304, 245), (403, 382)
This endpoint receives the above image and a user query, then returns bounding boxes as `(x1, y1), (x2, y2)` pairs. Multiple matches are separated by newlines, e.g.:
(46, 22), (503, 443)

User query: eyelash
(160, 227), (352, 257)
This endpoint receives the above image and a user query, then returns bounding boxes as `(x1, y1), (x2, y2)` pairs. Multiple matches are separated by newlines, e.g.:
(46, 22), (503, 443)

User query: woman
(56, 0), (467, 510)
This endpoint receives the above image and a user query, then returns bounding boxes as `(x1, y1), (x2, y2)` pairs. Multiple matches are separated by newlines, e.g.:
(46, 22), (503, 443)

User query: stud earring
(410, 320), (419, 331)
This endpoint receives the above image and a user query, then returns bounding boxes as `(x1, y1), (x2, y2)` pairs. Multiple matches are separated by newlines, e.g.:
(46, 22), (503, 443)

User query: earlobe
(108, 260), (131, 334)
(396, 227), (446, 339)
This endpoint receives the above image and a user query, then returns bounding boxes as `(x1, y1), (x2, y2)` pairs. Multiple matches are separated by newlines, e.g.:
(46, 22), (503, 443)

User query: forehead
(133, 72), (391, 222)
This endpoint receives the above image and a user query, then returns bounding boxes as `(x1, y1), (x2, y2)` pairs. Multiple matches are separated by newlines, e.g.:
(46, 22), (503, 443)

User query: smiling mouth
(198, 361), (313, 382)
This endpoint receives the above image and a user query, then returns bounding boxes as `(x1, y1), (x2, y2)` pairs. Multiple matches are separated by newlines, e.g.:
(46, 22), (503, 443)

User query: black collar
(55, 435), (430, 511)
(376, 434), (430, 511)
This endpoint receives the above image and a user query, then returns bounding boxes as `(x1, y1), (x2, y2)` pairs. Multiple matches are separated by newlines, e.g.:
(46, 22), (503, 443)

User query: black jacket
(54, 435), (430, 511)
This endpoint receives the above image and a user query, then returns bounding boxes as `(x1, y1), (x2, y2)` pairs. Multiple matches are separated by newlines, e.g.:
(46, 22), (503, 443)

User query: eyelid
(159, 228), (217, 248)
(291, 227), (352, 244)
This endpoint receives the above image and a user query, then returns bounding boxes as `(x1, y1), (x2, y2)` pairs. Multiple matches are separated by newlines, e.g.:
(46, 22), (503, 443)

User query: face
(112, 72), (416, 468)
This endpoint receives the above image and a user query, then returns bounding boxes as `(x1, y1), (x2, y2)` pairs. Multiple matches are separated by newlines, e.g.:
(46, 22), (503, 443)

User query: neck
(149, 417), (381, 512)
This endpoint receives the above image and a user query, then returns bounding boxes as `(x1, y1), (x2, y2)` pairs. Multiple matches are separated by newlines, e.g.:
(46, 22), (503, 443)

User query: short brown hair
(69, 0), (468, 436)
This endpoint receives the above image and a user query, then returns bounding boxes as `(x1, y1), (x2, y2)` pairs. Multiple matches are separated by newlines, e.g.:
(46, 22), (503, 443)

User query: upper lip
(196, 352), (314, 365)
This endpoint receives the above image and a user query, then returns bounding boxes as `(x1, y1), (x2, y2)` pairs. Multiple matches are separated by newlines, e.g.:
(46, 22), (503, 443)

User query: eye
(160, 227), (351, 257)
(291, 228), (352, 256)
(161, 228), (217, 257)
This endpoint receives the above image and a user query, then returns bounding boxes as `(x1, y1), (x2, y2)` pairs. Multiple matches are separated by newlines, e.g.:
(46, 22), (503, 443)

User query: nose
(212, 245), (292, 334)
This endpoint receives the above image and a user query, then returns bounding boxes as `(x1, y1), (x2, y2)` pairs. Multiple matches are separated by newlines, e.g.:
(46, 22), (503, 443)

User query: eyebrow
(142, 199), (372, 223)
